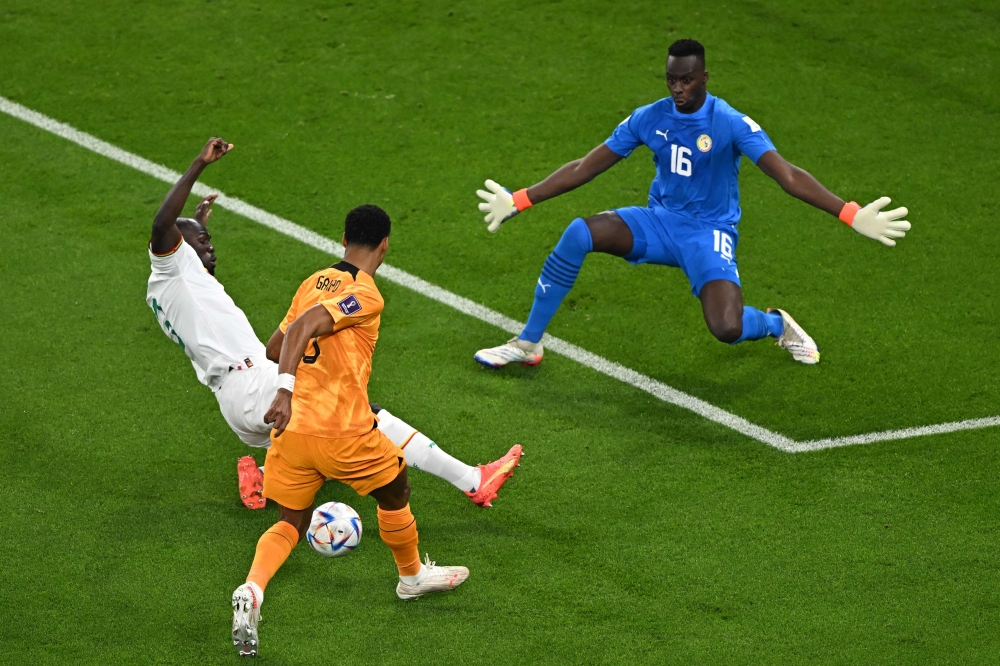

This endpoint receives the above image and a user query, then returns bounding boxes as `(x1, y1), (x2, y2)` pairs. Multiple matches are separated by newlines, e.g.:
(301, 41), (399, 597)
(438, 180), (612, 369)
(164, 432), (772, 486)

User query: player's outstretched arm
(263, 305), (334, 436)
(756, 150), (910, 247)
(476, 143), (622, 233)
(149, 138), (232, 254)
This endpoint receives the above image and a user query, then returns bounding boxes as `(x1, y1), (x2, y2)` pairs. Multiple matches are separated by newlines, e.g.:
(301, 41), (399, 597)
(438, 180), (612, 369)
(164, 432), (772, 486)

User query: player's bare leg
(475, 212), (633, 368)
(699, 279), (818, 363)
(370, 467), (469, 600)
(232, 506), (311, 657)
(699, 280), (745, 343)
(372, 403), (522, 507)
(586, 211), (636, 256)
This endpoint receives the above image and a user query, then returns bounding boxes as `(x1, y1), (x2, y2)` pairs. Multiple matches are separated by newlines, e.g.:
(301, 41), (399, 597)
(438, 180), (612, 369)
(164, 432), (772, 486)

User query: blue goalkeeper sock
(731, 307), (784, 344)
(520, 218), (593, 343)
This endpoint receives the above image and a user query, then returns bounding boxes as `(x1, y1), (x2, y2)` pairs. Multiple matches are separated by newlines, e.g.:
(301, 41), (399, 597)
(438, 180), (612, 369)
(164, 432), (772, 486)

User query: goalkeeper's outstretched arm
(524, 143), (623, 204)
(756, 150), (847, 215)
(477, 143), (622, 232)
(756, 150), (911, 247)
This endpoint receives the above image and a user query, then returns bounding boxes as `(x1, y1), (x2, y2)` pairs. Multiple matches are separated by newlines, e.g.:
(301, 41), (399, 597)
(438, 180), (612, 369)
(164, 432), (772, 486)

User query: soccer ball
(306, 502), (362, 557)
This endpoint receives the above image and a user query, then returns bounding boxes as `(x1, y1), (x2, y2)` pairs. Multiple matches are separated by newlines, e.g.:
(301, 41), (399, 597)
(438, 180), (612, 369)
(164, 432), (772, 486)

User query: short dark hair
(668, 39), (705, 64)
(344, 204), (391, 248)
(175, 218), (204, 236)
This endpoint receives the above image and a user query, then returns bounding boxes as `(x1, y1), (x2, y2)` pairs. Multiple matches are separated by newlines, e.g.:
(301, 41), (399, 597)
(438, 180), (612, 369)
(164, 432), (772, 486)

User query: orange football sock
(377, 504), (421, 577)
(246, 520), (300, 592)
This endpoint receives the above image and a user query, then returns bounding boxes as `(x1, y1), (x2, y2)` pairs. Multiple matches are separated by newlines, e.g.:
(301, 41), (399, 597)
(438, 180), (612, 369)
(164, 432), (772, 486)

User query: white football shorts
(215, 358), (279, 448)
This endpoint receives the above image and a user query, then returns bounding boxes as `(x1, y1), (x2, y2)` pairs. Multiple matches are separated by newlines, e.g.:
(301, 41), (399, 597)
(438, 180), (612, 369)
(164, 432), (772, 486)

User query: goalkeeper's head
(666, 38), (709, 114)
(342, 203), (392, 267)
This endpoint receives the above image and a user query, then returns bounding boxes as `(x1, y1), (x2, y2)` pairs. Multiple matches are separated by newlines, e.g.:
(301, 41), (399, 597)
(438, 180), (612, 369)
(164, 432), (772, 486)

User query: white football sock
(399, 563), (425, 585)
(247, 580), (264, 606)
(376, 409), (482, 492)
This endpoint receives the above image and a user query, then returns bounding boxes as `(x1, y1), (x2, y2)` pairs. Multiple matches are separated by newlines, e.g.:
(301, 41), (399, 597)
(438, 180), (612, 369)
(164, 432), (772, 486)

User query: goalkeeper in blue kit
(474, 39), (910, 368)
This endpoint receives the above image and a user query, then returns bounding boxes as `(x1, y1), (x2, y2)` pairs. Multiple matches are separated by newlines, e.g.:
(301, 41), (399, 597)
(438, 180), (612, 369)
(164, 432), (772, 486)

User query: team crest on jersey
(697, 134), (712, 152)
(337, 294), (362, 315)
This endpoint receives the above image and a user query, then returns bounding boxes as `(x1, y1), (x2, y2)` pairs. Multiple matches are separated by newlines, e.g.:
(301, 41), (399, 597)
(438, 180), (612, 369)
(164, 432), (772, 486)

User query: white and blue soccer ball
(307, 502), (362, 558)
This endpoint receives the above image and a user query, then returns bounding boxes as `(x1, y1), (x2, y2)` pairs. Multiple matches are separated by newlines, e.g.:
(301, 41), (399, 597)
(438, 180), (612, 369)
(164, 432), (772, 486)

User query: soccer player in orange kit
(142, 138), (519, 512)
(231, 205), (469, 657)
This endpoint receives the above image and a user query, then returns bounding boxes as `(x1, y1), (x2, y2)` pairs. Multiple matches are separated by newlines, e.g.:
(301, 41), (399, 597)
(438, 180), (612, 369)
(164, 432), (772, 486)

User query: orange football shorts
(263, 427), (404, 510)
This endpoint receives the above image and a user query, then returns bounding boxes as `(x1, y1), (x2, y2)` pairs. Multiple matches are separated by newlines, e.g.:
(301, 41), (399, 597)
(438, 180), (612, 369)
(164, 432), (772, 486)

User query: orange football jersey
(279, 261), (383, 438)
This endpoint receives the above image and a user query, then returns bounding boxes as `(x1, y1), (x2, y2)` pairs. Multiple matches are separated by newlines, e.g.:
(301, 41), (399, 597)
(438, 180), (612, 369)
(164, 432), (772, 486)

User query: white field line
(2, 94), (997, 453)
(0, 95), (788, 449)
(788, 416), (1000, 453)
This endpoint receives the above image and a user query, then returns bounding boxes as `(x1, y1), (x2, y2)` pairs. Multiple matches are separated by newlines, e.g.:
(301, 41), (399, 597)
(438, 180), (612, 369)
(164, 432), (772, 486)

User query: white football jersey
(146, 239), (267, 391)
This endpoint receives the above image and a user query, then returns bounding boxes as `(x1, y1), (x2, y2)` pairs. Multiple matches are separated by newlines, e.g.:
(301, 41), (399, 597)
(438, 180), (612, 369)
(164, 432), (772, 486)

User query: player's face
(666, 56), (709, 113)
(180, 221), (217, 275)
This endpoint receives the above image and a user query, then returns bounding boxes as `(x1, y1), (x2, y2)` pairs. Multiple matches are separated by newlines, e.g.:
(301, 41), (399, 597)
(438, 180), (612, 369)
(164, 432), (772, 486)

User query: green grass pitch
(2, 0), (999, 663)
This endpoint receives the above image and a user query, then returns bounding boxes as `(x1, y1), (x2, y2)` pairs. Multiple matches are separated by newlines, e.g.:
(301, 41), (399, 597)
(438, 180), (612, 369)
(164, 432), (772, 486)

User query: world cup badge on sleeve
(697, 134), (713, 152)
(337, 294), (363, 315)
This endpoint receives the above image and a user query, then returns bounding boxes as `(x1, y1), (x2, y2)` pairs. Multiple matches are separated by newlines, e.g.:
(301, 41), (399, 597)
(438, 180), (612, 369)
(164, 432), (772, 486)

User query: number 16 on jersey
(670, 144), (692, 177)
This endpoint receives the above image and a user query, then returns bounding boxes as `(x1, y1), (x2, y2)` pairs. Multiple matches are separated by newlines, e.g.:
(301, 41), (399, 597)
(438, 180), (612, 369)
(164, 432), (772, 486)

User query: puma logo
(537, 278), (551, 294)
(655, 129), (670, 141)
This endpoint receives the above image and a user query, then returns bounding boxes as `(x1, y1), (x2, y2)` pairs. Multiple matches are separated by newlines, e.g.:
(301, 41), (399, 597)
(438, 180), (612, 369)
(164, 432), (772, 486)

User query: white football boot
(769, 308), (820, 365)
(232, 582), (263, 657)
(474, 337), (543, 368)
(396, 554), (470, 600)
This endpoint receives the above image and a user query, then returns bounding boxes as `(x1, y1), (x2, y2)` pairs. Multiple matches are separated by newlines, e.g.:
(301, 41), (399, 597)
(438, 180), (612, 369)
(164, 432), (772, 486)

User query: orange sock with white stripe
(377, 504), (422, 577)
(246, 520), (299, 592)
(375, 409), (481, 492)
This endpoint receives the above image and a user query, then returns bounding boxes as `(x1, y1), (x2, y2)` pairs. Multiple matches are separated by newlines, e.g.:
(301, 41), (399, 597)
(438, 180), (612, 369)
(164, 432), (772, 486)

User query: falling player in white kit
(146, 138), (521, 510)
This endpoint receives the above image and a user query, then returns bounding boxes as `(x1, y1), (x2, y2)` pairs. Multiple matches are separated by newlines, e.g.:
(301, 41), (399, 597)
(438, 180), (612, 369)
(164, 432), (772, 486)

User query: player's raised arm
(756, 150), (911, 247)
(149, 138), (232, 254)
(476, 143), (622, 233)
(263, 305), (334, 436)
(193, 193), (219, 225)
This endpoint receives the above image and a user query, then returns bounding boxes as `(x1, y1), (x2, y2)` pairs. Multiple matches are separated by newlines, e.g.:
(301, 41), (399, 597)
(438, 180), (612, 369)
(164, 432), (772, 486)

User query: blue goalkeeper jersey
(605, 92), (776, 225)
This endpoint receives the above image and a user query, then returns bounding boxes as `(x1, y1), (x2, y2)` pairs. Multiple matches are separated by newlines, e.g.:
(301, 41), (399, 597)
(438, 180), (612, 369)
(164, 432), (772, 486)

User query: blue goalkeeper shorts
(615, 205), (742, 296)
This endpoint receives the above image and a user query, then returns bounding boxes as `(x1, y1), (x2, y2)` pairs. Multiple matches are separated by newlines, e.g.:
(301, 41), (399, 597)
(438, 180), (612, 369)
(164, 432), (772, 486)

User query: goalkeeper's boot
(232, 582), (263, 657)
(474, 337), (543, 368)
(769, 308), (820, 365)
(237, 456), (265, 510)
(396, 554), (470, 600)
(466, 444), (523, 508)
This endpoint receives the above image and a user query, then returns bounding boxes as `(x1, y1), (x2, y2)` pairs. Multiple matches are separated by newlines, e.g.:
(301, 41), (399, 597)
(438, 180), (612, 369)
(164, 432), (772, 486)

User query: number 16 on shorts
(713, 230), (734, 260)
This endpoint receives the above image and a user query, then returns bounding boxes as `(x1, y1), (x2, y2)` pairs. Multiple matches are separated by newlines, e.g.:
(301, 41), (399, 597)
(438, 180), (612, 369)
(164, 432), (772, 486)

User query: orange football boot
(237, 456), (265, 510)
(466, 444), (523, 508)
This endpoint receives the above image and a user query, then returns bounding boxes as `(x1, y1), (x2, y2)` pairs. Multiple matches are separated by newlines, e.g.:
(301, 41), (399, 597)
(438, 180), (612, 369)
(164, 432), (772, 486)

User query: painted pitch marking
(2, 94), (995, 453)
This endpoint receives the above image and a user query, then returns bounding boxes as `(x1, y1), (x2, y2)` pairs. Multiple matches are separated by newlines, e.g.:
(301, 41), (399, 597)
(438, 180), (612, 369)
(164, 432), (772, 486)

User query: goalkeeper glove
(840, 197), (910, 247)
(477, 179), (533, 233)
